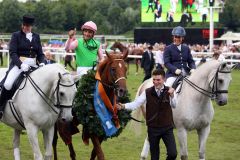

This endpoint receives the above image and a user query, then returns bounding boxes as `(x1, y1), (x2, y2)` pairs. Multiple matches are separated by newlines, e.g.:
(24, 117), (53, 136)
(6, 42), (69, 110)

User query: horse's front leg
(25, 123), (43, 160)
(197, 125), (210, 160)
(68, 143), (76, 160)
(42, 126), (55, 160)
(90, 135), (104, 160)
(177, 128), (188, 160)
(13, 129), (21, 160)
(52, 124), (58, 160)
(140, 136), (150, 160)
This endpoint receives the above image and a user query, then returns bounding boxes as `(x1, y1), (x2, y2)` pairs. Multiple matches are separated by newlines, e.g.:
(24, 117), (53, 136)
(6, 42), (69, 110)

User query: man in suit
(141, 45), (155, 82)
(44, 51), (56, 64)
(163, 26), (196, 87)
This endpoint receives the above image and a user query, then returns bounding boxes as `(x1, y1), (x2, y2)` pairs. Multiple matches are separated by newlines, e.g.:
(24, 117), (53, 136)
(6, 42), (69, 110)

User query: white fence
(1, 48), (240, 67)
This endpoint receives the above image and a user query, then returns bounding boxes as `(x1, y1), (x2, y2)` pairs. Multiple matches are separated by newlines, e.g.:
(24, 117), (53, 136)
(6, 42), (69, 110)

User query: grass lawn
(0, 63), (239, 160)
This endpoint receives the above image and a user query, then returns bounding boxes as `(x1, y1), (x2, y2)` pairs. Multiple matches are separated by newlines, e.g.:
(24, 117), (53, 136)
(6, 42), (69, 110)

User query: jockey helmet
(172, 26), (186, 37)
(81, 21), (97, 34)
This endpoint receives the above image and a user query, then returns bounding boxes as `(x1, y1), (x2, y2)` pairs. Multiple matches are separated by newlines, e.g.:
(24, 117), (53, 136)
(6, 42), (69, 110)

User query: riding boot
(0, 87), (11, 119)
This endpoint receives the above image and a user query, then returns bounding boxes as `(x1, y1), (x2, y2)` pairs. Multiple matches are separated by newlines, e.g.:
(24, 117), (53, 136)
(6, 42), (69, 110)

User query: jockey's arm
(65, 38), (78, 51)
(98, 45), (104, 62)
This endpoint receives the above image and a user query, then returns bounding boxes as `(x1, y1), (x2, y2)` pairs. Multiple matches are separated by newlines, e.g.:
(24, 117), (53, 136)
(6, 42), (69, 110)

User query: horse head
(97, 51), (128, 97)
(208, 62), (232, 106)
(52, 72), (79, 121)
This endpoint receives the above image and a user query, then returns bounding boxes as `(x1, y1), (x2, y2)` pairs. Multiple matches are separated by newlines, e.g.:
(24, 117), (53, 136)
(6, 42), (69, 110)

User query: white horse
(0, 63), (80, 160)
(133, 60), (233, 160)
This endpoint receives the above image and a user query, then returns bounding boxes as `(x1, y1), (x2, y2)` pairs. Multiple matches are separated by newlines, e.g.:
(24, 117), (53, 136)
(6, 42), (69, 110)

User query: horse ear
(58, 73), (62, 79)
(105, 50), (110, 58)
(73, 74), (81, 83)
(122, 49), (129, 60)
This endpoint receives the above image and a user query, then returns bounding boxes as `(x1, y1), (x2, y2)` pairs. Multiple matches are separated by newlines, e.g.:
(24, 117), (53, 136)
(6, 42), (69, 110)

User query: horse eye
(218, 79), (223, 83)
(60, 92), (64, 97)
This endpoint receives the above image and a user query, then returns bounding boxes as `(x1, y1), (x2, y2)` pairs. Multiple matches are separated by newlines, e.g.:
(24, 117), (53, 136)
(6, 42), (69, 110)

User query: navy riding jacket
(163, 43), (196, 78)
(9, 30), (45, 69)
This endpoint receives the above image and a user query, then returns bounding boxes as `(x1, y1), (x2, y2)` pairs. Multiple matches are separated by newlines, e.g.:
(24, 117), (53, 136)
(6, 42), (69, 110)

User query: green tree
(219, 0), (240, 31)
(0, 0), (25, 32)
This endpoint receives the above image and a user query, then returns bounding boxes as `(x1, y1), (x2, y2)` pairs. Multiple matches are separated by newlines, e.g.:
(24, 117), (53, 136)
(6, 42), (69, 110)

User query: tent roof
(215, 31), (240, 41)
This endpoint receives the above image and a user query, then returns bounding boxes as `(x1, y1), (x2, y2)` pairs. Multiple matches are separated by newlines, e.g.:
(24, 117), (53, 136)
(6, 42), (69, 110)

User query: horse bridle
(25, 73), (75, 114)
(183, 65), (231, 99)
(102, 59), (127, 91)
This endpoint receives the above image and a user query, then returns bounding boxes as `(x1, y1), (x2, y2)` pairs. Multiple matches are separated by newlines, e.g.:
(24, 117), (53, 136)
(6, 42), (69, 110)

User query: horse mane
(189, 60), (221, 81)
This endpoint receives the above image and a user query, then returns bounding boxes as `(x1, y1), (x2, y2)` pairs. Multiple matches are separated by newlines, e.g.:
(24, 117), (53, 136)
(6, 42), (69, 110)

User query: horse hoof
(135, 72), (138, 75)
(140, 157), (146, 160)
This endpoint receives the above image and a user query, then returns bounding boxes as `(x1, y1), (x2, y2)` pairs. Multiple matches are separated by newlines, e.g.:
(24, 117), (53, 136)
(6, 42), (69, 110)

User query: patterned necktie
(157, 89), (161, 96)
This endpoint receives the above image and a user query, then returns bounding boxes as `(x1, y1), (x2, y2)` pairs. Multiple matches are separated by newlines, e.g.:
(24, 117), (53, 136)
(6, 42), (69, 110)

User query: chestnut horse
(53, 50), (128, 160)
(110, 42), (143, 74)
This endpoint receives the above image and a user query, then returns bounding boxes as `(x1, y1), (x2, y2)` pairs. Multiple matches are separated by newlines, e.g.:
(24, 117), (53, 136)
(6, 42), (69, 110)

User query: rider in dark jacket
(0, 15), (45, 119)
(164, 26), (196, 87)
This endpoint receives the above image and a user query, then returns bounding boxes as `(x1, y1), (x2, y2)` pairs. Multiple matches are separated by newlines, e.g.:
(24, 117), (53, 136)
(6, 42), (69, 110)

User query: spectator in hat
(141, 45), (155, 82)
(0, 15), (45, 119)
(65, 21), (104, 76)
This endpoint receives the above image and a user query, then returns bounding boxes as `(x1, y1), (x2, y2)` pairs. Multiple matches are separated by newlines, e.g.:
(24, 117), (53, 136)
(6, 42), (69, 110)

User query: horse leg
(42, 126), (54, 160)
(197, 125), (210, 160)
(135, 59), (139, 75)
(68, 143), (76, 160)
(127, 60), (130, 75)
(13, 129), (21, 160)
(90, 135), (104, 160)
(52, 124), (58, 160)
(25, 123), (43, 160)
(140, 136), (150, 160)
(90, 136), (104, 160)
(177, 128), (188, 160)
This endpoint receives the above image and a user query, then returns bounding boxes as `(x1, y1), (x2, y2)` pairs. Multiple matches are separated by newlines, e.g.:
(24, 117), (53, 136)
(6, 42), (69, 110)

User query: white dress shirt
(125, 86), (165, 111)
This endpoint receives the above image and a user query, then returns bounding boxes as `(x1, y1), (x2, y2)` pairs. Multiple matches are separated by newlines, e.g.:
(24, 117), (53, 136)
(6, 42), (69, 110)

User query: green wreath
(73, 70), (131, 140)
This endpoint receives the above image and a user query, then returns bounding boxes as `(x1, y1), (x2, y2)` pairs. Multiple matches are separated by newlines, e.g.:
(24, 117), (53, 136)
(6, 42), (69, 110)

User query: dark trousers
(148, 126), (177, 160)
(143, 69), (152, 82)
(64, 60), (75, 71)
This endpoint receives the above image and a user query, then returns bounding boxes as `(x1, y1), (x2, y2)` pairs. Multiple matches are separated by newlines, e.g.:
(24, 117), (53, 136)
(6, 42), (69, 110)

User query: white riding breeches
(4, 58), (37, 90)
(165, 77), (177, 87)
(77, 66), (94, 78)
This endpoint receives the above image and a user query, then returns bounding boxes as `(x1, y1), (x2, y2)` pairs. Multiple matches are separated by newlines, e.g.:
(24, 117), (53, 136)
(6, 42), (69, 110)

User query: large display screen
(141, 0), (219, 22)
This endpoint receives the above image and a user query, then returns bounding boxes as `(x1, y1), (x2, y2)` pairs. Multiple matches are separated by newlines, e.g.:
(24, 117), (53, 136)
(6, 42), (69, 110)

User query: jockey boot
(0, 87), (11, 119)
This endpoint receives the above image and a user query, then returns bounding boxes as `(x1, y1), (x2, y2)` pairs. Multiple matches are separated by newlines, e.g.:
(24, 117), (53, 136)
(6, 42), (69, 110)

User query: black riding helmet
(172, 26), (186, 37)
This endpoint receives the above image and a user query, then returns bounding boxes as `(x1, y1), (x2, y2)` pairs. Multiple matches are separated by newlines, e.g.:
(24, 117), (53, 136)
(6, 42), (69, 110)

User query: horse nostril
(62, 118), (66, 121)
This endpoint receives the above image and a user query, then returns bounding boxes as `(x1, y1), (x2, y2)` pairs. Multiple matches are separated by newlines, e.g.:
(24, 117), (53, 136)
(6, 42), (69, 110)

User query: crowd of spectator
(1, 39), (240, 71)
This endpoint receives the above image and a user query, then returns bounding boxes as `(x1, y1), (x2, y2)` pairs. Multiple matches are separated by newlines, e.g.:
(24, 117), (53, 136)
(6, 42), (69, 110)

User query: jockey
(65, 21), (104, 76)
(0, 15), (45, 119)
(163, 26), (196, 88)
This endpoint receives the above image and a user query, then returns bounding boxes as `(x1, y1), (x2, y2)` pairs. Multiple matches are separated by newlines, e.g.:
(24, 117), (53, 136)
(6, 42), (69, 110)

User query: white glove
(190, 69), (195, 74)
(39, 63), (45, 67)
(175, 69), (182, 75)
(21, 63), (30, 72)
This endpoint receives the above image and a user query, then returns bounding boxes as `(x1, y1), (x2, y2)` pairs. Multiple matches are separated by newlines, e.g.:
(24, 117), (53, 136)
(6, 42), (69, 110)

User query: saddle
(0, 68), (37, 102)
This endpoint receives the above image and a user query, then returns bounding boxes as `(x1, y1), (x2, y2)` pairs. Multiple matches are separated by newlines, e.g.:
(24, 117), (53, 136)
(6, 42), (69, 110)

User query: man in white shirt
(117, 69), (177, 160)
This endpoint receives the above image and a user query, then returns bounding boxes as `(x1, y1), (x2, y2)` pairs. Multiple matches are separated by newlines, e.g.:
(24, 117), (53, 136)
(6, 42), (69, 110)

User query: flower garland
(73, 70), (131, 140)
